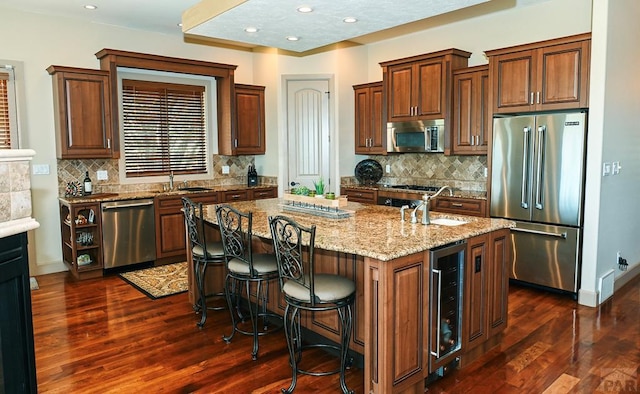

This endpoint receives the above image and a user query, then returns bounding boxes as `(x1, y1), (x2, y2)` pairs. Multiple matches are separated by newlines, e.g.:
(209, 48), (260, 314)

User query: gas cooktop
(388, 185), (441, 192)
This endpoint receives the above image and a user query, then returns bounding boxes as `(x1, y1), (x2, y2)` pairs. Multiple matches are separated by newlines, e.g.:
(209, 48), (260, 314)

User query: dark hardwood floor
(31, 271), (639, 393)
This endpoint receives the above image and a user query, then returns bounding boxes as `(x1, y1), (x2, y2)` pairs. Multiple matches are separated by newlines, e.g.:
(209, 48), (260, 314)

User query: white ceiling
(182, 0), (490, 52)
(0, 0), (546, 54)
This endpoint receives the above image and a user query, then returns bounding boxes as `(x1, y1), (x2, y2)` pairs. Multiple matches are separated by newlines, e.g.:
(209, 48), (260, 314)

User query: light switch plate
(222, 165), (230, 174)
(602, 162), (611, 176)
(32, 164), (49, 175)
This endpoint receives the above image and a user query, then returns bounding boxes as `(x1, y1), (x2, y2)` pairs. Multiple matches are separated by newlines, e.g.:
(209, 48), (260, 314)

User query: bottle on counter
(83, 171), (92, 196)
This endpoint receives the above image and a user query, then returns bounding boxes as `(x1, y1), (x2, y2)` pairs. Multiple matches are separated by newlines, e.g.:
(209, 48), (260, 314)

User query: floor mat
(119, 262), (188, 299)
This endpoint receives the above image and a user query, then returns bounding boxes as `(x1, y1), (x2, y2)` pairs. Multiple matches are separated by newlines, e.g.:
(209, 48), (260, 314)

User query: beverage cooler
(428, 241), (465, 376)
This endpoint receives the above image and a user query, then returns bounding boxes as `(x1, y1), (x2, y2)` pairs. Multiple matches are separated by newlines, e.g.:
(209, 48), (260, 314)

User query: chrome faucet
(169, 171), (174, 190)
(411, 186), (453, 225)
(400, 205), (410, 222)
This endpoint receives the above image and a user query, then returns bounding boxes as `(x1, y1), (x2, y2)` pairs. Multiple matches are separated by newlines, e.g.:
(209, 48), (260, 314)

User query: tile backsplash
(342, 154), (487, 192)
(57, 155), (270, 196)
(0, 159), (32, 223)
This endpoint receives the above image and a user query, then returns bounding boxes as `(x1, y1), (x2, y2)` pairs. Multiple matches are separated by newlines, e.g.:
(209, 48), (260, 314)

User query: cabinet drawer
(250, 187), (277, 200)
(156, 192), (219, 210)
(432, 197), (486, 217)
(221, 190), (249, 202)
(342, 188), (377, 204)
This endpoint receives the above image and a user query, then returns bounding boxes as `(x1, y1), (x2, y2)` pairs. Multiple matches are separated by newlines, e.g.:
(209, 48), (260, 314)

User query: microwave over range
(387, 119), (444, 153)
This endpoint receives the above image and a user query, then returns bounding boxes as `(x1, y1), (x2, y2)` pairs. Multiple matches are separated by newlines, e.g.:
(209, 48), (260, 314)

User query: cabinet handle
(234, 139), (238, 148)
(471, 136), (475, 146)
(107, 138), (111, 149)
(452, 203), (463, 207)
(530, 92), (534, 105)
(536, 91), (540, 104)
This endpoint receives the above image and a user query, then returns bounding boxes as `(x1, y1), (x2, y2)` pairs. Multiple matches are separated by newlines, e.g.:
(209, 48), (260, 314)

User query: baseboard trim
(615, 262), (640, 292)
(578, 288), (598, 307)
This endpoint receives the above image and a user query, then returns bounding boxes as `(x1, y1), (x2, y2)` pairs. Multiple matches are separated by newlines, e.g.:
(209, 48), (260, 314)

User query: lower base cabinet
(0, 232), (37, 393)
(155, 192), (220, 263)
(463, 229), (510, 353)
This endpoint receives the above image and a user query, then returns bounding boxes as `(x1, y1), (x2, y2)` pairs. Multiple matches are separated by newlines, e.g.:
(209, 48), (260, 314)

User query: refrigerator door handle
(521, 126), (531, 209)
(535, 125), (546, 210)
(511, 227), (567, 239)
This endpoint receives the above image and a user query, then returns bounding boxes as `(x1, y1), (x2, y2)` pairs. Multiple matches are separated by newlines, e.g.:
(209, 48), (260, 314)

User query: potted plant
(313, 177), (325, 198)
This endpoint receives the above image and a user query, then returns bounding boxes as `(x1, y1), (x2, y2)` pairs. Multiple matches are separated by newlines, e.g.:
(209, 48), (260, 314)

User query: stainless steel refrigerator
(490, 111), (587, 294)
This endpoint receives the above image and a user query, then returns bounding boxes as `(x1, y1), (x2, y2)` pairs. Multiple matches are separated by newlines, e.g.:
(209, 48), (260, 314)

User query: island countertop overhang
(201, 198), (514, 262)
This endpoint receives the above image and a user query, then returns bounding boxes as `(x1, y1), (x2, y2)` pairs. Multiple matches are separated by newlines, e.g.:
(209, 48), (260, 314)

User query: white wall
(7, 0), (635, 303)
(580, 0), (640, 305)
(0, 7), (254, 274)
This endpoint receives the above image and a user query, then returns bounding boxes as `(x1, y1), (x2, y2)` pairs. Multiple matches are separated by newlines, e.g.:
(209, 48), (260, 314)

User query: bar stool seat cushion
(192, 241), (224, 259)
(283, 274), (355, 303)
(228, 253), (278, 275)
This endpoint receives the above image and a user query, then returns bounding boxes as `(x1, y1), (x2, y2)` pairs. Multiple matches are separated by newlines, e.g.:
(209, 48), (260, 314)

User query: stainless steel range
(377, 185), (442, 207)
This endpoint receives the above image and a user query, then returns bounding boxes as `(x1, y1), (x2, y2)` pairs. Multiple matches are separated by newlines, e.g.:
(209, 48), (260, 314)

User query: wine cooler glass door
(429, 241), (465, 374)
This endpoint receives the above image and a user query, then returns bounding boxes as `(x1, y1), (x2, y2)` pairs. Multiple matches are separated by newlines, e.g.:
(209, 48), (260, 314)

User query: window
(0, 66), (18, 149)
(121, 79), (207, 177)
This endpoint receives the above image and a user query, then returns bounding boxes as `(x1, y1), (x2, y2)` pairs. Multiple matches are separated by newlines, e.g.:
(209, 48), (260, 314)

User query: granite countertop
(58, 184), (277, 204)
(201, 198), (513, 262)
(343, 184), (487, 200)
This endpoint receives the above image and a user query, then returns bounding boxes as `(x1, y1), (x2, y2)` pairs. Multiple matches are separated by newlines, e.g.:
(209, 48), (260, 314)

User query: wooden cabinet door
(354, 82), (384, 154)
(386, 63), (415, 121)
(491, 50), (536, 114)
(235, 84), (266, 155)
(369, 83), (385, 153)
(452, 66), (489, 155)
(463, 234), (489, 351)
(48, 66), (113, 159)
(489, 33), (590, 114)
(488, 229), (510, 336)
(537, 40), (590, 110)
(416, 59), (444, 118)
(155, 192), (220, 261)
(354, 85), (372, 153)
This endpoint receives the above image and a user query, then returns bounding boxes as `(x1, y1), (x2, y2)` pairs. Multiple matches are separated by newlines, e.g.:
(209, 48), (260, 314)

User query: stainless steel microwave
(387, 119), (444, 153)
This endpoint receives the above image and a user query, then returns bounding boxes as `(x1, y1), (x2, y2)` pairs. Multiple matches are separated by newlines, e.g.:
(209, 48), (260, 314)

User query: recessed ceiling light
(244, 27), (258, 33)
(343, 17), (358, 23)
(286, 36), (299, 41)
(297, 6), (313, 13)
(84, 4), (97, 10)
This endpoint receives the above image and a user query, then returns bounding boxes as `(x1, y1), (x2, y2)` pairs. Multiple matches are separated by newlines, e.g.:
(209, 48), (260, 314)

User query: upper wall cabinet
(486, 33), (591, 114)
(353, 81), (385, 154)
(47, 66), (114, 159)
(233, 84), (266, 155)
(452, 65), (489, 155)
(380, 49), (471, 123)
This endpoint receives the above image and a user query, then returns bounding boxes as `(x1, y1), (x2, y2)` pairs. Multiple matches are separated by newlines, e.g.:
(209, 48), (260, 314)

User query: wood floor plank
(32, 272), (639, 393)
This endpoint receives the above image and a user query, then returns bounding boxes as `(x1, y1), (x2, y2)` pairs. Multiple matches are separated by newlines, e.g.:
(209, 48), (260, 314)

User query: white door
(285, 78), (331, 193)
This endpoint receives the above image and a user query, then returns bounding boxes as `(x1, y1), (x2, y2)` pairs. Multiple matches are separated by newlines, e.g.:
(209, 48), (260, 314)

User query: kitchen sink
(430, 218), (468, 226)
(179, 186), (213, 192)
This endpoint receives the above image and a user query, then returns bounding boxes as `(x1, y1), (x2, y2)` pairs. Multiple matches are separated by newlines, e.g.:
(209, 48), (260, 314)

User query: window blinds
(121, 79), (207, 177)
(0, 72), (10, 149)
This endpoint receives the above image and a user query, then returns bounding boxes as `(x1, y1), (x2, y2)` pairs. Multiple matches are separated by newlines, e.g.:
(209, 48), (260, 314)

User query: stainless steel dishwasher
(101, 199), (156, 269)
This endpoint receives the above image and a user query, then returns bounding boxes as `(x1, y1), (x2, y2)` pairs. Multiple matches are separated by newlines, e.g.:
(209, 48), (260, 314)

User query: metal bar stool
(268, 215), (355, 394)
(182, 197), (226, 328)
(216, 204), (282, 360)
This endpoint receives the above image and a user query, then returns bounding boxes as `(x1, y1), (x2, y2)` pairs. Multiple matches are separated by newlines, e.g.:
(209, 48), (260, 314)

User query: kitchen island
(200, 198), (513, 393)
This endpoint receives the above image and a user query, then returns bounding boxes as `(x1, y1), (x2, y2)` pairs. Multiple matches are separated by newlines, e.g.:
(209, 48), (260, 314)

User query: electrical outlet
(96, 170), (108, 180)
(385, 164), (391, 173)
(222, 165), (230, 174)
